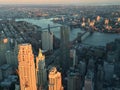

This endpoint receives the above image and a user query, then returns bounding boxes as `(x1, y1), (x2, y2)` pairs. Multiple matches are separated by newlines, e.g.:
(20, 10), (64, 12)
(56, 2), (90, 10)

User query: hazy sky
(0, 0), (120, 4)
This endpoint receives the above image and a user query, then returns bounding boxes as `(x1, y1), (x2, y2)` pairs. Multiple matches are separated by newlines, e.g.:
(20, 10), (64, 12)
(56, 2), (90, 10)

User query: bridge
(38, 24), (93, 45)
(38, 24), (93, 44)
(80, 31), (93, 41)
(36, 24), (61, 32)
(40, 23), (81, 31)
(45, 31), (93, 69)
(40, 25), (61, 31)
(70, 30), (93, 45)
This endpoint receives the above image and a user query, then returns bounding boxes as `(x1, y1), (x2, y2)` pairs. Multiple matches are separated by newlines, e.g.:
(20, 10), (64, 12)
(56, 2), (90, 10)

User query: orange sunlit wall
(18, 44), (37, 90)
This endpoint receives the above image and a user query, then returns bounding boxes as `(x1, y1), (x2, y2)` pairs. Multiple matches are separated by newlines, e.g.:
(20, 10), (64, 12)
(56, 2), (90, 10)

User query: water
(16, 18), (120, 46)
(16, 18), (60, 28)
(83, 32), (120, 46)
(16, 18), (84, 41)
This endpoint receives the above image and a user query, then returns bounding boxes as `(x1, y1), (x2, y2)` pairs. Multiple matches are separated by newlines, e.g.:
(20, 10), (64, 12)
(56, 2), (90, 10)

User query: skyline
(0, 0), (120, 5)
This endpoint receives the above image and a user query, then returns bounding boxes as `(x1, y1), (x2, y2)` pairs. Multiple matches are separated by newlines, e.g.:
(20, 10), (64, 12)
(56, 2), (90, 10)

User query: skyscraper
(41, 30), (53, 51)
(48, 67), (64, 90)
(36, 49), (47, 90)
(60, 26), (70, 73)
(18, 43), (37, 90)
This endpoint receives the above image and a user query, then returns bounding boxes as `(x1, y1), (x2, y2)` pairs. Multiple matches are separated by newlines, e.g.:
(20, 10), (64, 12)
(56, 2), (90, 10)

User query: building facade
(18, 44), (37, 90)
(60, 26), (70, 72)
(36, 49), (47, 90)
(48, 67), (64, 90)
(41, 31), (53, 51)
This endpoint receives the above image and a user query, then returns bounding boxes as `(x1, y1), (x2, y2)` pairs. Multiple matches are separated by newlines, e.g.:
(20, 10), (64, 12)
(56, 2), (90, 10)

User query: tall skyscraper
(60, 26), (70, 73)
(36, 49), (47, 90)
(41, 30), (53, 51)
(18, 43), (37, 90)
(48, 67), (64, 90)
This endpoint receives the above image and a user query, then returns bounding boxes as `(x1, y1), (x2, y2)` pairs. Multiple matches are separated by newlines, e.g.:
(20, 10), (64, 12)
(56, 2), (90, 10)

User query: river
(16, 18), (120, 46)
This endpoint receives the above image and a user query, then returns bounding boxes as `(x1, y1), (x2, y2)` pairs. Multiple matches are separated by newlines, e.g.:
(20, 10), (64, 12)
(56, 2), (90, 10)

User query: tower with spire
(36, 49), (47, 90)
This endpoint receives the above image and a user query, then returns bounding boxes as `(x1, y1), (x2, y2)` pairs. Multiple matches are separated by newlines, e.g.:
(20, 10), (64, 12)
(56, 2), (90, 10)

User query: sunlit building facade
(105, 19), (109, 25)
(18, 43), (37, 90)
(96, 16), (101, 22)
(48, 67), (64, 90)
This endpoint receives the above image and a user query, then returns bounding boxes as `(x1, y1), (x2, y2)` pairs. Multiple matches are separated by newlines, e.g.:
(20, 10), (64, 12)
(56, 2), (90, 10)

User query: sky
(0, 0), (120, 4)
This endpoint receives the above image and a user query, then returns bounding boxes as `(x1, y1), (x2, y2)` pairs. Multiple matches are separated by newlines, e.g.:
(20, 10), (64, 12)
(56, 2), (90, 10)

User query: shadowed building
(13, 41), (19, 67)
(5, 41), (18, 67)
(84, 78), (93, 90)
(67, 67), (82, 90)
(0, 38), (10, 65)
(48, 67), (64, 90)
(18, 43), (37, 90)
(60, 26), (70, 73)
(36, 49), (47, 90)
(94, 64), (104, 90)
(41, 30), (53, 51)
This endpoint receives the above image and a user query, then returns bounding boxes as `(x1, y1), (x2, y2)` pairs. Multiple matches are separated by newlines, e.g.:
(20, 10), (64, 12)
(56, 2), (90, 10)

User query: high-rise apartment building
(48, 67), (64, 90)
(36, 49), (47, 90)
(18, 43), (37, 90)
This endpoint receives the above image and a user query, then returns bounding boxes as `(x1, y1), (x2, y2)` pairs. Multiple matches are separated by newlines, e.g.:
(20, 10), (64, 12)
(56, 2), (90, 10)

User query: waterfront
(16, 18), (120, 46)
